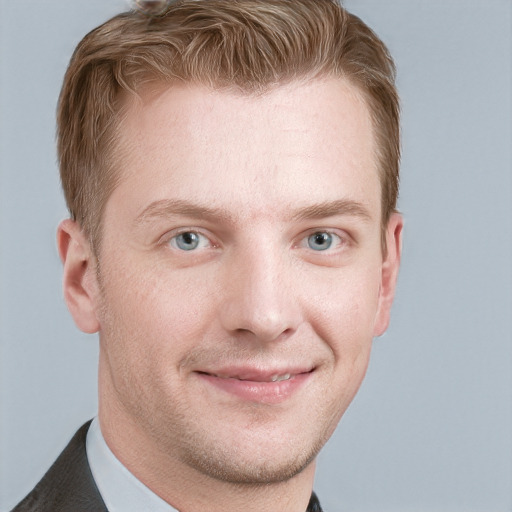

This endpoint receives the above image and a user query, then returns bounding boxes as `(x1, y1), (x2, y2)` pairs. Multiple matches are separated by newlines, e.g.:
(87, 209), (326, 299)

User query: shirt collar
(86, 417), (179, 512)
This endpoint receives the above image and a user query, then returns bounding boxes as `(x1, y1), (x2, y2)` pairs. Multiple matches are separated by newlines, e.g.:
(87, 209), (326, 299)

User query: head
(57, 0), (402, 505)
(58, 0), (399, 252)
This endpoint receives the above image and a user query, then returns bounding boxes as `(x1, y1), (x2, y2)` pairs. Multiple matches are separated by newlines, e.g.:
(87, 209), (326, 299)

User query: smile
(210, 372), (293, 382)
(196, 368), (314, 404)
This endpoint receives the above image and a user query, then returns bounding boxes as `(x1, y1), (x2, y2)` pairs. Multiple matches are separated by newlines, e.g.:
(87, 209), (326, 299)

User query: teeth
(271, 373), (291, 382)
(212, 373), (293, 382)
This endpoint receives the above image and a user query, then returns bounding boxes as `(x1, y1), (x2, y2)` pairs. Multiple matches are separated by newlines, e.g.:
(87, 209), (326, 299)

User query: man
(13, 0), (402, 510)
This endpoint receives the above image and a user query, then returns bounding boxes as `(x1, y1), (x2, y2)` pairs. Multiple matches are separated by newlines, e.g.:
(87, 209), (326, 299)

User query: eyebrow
(134, 198), (373, 226)
(134, 199), (233, 226)
(290, 199), (373, 223)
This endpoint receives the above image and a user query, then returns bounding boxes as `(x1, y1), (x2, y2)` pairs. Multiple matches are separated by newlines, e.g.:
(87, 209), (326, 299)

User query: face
(61, 78), (402, 486)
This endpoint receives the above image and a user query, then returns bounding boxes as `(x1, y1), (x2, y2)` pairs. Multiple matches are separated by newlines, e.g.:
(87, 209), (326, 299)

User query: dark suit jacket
(11, 421), (107, 512)
(12, 421), (323, 511)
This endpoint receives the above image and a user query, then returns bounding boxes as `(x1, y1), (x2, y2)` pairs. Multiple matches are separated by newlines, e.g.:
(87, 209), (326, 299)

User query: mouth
(195, 367), (315, 403)
(202, 371), (296, 382)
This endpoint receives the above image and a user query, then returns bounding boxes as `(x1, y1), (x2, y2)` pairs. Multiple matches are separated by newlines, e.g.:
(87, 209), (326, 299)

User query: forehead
(111, 78), (380, 222)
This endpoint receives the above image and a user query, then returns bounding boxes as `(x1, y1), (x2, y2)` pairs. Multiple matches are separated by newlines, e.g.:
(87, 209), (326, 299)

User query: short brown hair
(58, 0), (399, 247)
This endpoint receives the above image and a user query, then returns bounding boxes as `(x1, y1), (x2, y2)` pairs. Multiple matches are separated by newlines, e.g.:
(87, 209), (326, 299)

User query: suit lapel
(12, 421), (107, 512)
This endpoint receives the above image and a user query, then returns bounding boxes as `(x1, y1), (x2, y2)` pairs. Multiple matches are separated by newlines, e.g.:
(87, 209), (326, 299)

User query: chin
(183, 441), (320, 485)
(172, 414), (331, 486)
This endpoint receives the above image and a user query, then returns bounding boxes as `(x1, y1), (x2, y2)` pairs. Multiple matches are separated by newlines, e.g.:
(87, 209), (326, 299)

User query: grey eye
(307, 232), (333, 251)
(173, 232), (201, 251)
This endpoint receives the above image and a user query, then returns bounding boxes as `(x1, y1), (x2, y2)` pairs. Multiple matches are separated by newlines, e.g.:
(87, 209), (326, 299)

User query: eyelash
(163, 228), (348, 254)
(165, 229), (214, 251)
(298, 230), (348, 253)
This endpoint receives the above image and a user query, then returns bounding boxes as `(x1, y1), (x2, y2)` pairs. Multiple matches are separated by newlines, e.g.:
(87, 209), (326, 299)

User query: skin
(58, 77), (402, 512)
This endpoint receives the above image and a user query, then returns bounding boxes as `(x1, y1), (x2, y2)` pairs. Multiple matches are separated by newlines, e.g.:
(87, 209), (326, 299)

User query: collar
(86, 417), (178, 512)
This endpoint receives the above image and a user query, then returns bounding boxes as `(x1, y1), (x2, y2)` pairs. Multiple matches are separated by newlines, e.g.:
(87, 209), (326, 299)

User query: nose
(219, 244), (302, 343)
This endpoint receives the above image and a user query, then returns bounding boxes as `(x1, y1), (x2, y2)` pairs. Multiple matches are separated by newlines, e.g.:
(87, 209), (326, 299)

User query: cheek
(98, 255), (219, 360)
(96, 261), (219, 412)
(306, 267), (382, 353)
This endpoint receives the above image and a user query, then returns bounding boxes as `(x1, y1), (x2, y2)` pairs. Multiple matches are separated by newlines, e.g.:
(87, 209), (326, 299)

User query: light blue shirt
(86, 417), (179, 512)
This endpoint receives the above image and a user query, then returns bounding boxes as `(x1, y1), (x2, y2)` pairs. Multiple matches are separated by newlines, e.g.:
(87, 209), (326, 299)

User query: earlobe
(57, 219), (100, 334)
(373, 213), (403, 337)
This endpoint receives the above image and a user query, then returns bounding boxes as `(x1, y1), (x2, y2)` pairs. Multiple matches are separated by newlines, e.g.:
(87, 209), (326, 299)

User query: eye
(306, 231), (342, 251)
(169, 231), (210, 251)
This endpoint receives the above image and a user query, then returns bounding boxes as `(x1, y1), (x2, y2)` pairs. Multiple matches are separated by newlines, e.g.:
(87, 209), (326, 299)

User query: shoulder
(11, 421), (107, 512)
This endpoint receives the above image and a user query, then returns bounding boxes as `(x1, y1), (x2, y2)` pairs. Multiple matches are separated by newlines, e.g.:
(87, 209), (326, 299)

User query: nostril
(232, 324), (296, 344)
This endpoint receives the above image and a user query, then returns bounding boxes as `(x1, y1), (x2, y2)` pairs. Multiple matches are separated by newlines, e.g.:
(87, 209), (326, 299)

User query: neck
(98, 408), (316, 512)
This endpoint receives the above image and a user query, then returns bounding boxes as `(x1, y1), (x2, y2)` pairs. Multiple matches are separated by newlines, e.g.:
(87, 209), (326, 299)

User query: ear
(57, 219), (100, 334)
(373, 212), (403, 337)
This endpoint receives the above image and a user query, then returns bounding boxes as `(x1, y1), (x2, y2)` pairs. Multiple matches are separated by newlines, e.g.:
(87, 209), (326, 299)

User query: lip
(195, 366), (314, 404)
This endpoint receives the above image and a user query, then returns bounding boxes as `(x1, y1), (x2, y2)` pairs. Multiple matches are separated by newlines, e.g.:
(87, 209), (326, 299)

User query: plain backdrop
(1, 1), (511, 511)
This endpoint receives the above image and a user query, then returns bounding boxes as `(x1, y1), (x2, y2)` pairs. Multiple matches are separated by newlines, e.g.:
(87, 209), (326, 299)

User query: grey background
(1, 1), (511, 510)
